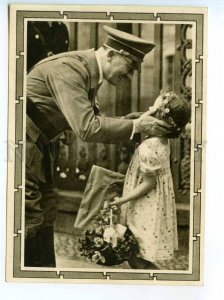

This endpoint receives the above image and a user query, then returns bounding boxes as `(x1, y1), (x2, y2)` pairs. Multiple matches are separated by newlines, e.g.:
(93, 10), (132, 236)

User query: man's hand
(134, 114), (172, 137)
(123, 112), (143, 120)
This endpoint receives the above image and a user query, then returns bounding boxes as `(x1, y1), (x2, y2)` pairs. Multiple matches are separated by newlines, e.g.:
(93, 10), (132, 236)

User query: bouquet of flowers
(79, 200), (139, 266)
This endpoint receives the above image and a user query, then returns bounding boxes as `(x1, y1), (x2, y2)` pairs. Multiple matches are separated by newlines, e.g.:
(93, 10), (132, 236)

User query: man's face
(105, 53), (135, 85)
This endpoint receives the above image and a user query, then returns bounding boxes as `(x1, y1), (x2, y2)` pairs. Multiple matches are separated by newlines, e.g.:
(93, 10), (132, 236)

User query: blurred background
(27, 21), (192, 269)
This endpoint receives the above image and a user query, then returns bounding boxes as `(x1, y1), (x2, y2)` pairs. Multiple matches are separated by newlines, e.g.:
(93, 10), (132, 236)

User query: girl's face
(154, 107), (163, 120)
(152, 93), (171, 122)
(153, 94), (164, 110)
(149, 94), (165, 118)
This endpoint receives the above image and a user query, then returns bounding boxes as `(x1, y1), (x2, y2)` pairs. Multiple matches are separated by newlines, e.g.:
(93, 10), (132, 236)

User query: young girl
(109, 91), (191, 269)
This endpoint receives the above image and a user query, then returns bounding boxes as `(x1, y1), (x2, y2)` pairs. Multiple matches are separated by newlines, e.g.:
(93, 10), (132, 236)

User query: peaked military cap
(103, 25), (155, 66)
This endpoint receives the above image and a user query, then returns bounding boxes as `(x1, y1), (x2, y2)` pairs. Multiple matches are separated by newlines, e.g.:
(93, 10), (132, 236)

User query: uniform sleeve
(45, 59), (133, 144)
(138, 140), (162, 176)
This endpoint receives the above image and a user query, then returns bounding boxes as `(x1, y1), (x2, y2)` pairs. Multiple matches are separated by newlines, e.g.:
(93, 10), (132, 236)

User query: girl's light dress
(120, 137), (178, 261)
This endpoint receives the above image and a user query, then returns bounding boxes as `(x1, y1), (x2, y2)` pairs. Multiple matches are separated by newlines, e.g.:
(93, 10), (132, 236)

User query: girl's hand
(109, 197), (126, 206)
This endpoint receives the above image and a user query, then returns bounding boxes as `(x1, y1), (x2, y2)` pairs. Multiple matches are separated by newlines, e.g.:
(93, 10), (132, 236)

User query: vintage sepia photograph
(7, 4), (207, 284)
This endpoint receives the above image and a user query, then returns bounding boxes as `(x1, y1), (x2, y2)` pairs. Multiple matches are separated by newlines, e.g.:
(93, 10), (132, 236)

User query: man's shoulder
(66, 49), (96, 73)
(35, 49), (94, 69)
(35, 50), (91, 76)
(33, 49), (99, 87)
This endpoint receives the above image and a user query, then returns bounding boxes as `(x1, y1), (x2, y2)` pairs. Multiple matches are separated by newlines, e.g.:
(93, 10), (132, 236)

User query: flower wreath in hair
(161, 91), (180, 125)
(158, 90), (184, 138)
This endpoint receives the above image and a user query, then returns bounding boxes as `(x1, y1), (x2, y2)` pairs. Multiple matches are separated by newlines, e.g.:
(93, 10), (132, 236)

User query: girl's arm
(109, 175), (156, 206)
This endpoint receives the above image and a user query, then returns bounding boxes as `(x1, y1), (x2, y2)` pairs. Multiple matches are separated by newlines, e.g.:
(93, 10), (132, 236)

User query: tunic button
(65, 40), (68, 44)
(35, 34), (39, 39)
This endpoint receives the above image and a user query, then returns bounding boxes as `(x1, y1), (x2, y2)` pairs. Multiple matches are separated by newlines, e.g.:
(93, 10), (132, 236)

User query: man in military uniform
(25, 25), (172, 267)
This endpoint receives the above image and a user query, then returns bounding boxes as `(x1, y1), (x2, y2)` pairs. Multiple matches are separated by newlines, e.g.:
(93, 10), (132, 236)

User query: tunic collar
(95, 51), (103, 85)
(78, 49), (101, 89)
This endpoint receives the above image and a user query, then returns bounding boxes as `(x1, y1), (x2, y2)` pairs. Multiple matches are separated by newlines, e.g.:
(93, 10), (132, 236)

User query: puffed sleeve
(138, 139), (162, 176)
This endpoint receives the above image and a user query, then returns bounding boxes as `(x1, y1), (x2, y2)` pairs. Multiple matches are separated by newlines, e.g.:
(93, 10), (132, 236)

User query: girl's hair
(159, 91), (191, 138)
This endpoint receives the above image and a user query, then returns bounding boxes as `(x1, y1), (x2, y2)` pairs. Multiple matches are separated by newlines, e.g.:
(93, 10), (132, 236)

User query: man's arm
(45, 60), (133, 144)
(45, 59), (171, 144)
